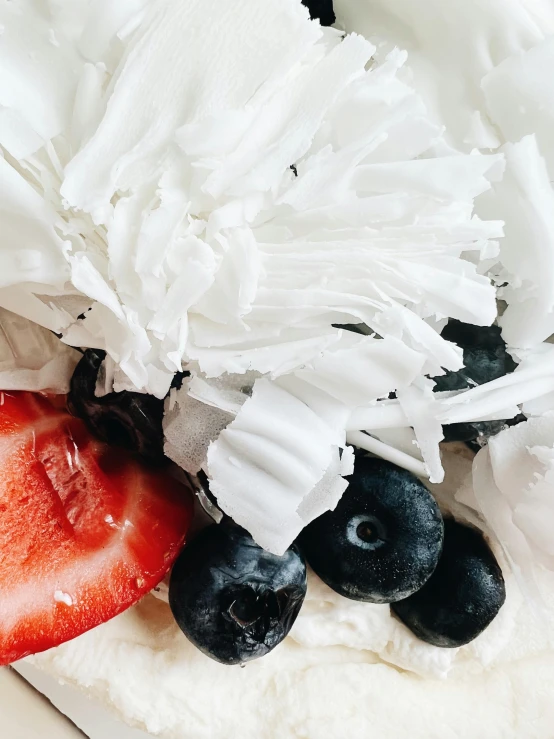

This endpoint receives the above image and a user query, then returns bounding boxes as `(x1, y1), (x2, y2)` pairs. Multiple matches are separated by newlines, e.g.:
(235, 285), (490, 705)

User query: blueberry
(433, 320), (518, 443)
(443, 419), (507, 445)
(462, 413), (527, 453)
(169, 522), (307, 665)
(67, 349), (166, 464)
(299, 456), (444, 603)
(434, 320), (517, 393)
(301, 0), (336, 26)
(332, 323), (368, 335)
(391, 519), (506, 647)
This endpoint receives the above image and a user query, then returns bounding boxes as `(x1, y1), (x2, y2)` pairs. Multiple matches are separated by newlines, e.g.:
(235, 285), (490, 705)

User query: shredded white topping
(1, 0), (554, 558)
(470, 414), (554, 607)
(0, 308), (79, 394)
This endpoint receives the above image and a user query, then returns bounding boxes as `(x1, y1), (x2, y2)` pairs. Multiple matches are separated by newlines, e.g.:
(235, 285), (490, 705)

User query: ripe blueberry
(68, 349), (166, 464)
(392, 519), (506, 647)
(299, 456), (444, 603)
(434, 320), (518, 443)
(302, 0), (336, 26)
(169, 522), (307, 665)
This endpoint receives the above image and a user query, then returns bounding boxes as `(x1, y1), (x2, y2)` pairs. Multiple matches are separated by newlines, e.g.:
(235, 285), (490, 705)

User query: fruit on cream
(0, 0), (554, 736)
(24, 446), (554, 738)
(0, 391), (194, 665)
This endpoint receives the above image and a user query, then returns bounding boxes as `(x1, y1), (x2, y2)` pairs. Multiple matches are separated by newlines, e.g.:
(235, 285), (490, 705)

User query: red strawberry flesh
(0, 391), (194, 666)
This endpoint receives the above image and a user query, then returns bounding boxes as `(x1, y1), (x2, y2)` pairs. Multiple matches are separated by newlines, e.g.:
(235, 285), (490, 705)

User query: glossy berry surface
(433, 320), (517, 443)
(0, 392), (193, 666)
(302, 0), (335, 26)
(169, 522), (307, 665)
(68, 349), (166, 464)
(299, 456), (444, 603)
(392, 519), (506, 648)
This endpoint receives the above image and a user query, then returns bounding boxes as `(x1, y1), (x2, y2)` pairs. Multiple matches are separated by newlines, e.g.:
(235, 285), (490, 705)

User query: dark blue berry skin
(434, 321), (518, 443)
(434, 320), (517, 392)
(302, 0), (335, 26)
(169, 523), (307, 665)
(333, 323), (368, 336)
(443, 419), (507, 445)
(299, 456), (444, 604)
(392, 519), (506, 647)
(67, 349), (166, 464)
(462, 414), (527, 453)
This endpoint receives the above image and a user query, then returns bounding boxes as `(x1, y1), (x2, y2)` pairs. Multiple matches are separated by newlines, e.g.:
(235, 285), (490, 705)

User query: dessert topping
(169, 521), (307, 665)
(299, 455), (444, 603)
(0, 391), (193, 666)
(392, 519), (506, 648)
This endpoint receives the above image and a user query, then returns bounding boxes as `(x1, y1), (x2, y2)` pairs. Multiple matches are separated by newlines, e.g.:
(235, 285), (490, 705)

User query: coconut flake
(346, 430), (429, 480)
(397, 381), (444, 483)
(497, 137), (554, 348)
(436, 343), (554, 424)
(207, 378), (347, 554)
(0, 155), (70, 293)
(483, 38), (554, 178)
(296, 446), (353, 524)
(0, 3), (81, 158)
(334, 0), (552, 148)
(0, 308), (80, 393)
(163, 381), (234, 476)
(470, 416), (554, 605)
(292, 333), (426, 407)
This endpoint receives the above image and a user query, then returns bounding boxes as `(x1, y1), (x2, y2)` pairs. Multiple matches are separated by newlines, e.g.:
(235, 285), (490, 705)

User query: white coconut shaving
(207, 378), (348, 554)
(163, 371), (255, 474)
(397, 381), (444, 483)
(0, 0), (503, 399)
(0, 308), (80, 394)
(479, 136), (554, 350)
(469, 414), (554, 606)
(3, 0), (554, 558)
(291, 333), (425, 408)
(334, 0), (554, 149)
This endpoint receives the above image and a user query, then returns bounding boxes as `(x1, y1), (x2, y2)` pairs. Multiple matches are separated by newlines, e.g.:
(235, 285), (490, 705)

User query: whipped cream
(25, 444), (554, 739)
(25, 596), (554, 739)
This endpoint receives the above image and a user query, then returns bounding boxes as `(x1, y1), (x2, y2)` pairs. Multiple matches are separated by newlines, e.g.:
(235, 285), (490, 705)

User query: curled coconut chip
(468, 414), (554, 606)
(207, 378), (353, 555)
(3, 0), (554, 562)
(0, 308), (80, 394)
(0, 0), (503, 401)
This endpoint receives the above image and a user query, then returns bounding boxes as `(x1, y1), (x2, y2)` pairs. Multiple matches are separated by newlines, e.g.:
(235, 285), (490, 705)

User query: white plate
(0, 667), (83, 738)
(8, 664), (154, 739)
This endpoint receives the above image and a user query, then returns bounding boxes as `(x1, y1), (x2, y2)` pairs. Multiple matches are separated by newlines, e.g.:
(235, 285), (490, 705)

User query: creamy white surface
(27, 446), (554, 738)
(334, 0), (554, 149)
(26, 574), (554, 739)
(335, 0), (554, 349)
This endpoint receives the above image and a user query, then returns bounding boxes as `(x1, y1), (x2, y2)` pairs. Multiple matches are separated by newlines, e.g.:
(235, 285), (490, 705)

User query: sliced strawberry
(0, 391), (194, 666)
